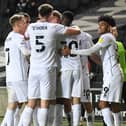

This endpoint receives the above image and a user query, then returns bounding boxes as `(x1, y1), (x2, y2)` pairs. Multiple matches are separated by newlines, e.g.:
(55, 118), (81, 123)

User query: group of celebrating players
(0, 3), (125, 126)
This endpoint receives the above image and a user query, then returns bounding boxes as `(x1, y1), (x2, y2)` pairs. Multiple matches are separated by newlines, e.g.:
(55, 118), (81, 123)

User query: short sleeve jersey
(25, 22), (67, 69)
(4, 31), (29, 82)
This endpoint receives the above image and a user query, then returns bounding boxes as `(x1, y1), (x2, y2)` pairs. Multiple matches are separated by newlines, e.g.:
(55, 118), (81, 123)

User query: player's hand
(61, 46), (71, 56)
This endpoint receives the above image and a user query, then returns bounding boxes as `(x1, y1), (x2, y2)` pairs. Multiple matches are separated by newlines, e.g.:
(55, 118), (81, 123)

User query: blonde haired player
(1, 14), (30, 126)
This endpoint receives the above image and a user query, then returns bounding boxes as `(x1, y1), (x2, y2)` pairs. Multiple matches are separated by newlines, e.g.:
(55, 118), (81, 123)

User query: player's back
(26, 22), (66, 69)
(4, 31), (29, 82)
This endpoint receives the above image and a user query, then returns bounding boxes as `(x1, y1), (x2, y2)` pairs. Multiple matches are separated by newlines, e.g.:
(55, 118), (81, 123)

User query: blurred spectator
(0, 0), (16, 17)
(26, 0), (38, 18)
(8, 0), (17, 16)
(0, 0), (9, 16)
(37, 0), (47, 6)
(0, 0), (16, 44)
(16, 0), (28, 13)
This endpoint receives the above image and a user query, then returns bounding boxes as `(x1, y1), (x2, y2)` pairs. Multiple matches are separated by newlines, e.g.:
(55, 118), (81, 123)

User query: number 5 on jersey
(36, 36), (45, 52)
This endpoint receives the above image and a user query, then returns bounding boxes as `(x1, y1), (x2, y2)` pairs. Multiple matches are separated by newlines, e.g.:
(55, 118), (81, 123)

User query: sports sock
(85, 111), (94, 126)
(72, 104), (81, 126)
(101, 108), (114, 126)
(47, 105), (55, 126)
(65, 112), (72, 126)
(37, 108), (48, 126)
(53, 104), (63, 126)
(33, 107), (39, 126)
(1, 109), (15, 126)
(1, 112), (7, 126)
(112, 112), (121, 126)
(20, 106), (33, 126)
(14, 107), (20, 126)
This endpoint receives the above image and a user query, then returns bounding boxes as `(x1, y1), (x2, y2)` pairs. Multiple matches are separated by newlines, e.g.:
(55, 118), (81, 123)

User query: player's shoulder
(28, 21), (48, 27)
(98, 33), (116, 44)
(81, 31), (92, 37)
(48, 22), (63, 28)
(50, 22), (64, 28)
(6, 31), (23, 40)
(100, 33), (114, 39)
(85, 32), (92, 39)
(78, 31), (92, 40)
(28, 22), (42, 29)
(102, 33), (115, 41)
(4, 32), (24, 47)
(29, 22), (63, 30)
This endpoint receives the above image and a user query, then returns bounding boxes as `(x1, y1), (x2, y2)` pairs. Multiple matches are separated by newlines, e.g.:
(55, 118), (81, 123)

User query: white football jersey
(4, 31), (29, 82)
(79, 32), (94, 73)
(97, 33), (120, 80)
(60, 32), (93, 71)
(25, 22), (67, 69)
(71, 33), (122, 81)
(60, 34), (82, 71)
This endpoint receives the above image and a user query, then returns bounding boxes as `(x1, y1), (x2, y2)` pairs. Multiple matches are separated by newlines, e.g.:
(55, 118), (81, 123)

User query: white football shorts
(100, 72), (123, 103)
(7, 81), (28, 103)
(60, 70), (82, 99)
(81, 72), (91, 102)
(28, 67), (56, 100)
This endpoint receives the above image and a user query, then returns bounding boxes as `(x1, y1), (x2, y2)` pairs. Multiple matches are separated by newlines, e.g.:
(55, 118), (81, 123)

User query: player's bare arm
(89, 53), (101, 65)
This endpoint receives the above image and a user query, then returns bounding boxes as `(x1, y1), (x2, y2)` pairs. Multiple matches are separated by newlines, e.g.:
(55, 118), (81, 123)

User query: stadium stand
(0, 0), (105, 45)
